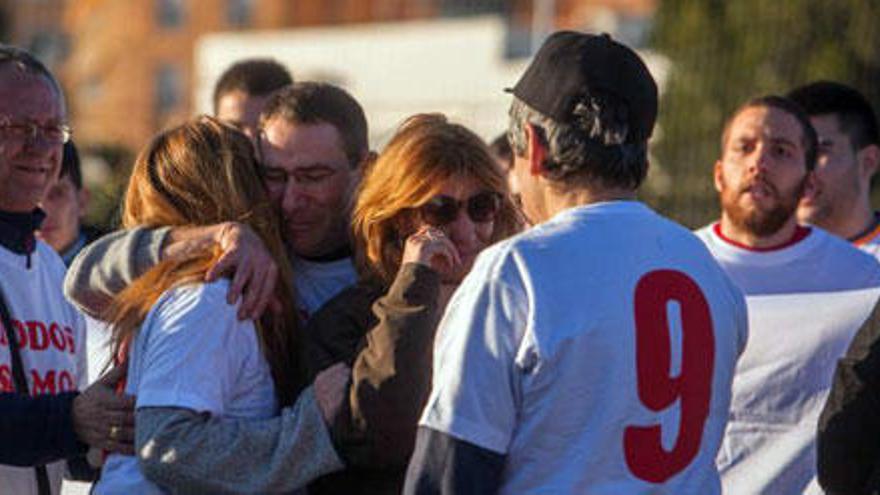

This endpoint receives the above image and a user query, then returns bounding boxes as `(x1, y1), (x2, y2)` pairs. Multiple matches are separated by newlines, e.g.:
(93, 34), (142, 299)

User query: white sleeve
(134, 284), (252, 414)
(419, 253), (529, 455)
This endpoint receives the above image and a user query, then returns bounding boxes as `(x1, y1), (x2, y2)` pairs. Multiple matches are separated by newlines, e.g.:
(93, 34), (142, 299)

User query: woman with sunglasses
(305, 114), (522, 494)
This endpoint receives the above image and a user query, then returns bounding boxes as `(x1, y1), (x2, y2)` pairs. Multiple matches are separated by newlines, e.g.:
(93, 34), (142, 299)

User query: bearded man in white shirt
(696, 95), (880, 495)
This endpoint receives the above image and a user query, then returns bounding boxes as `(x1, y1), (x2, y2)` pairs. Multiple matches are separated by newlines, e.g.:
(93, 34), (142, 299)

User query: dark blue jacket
(0, 392), (85, 466)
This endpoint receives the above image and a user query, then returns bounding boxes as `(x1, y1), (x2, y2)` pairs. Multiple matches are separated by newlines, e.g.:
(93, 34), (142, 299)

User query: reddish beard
(721, 177), (806, 238)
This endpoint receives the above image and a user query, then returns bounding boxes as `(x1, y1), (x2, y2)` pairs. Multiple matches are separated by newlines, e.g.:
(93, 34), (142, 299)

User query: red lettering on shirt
(0, 319), (77, 354)
(14, 320), (26, 349)
(0, 365), (76, 394)
(64, 326), (75, 354)
(58, 370), (75, 392)
(0, 364), (12, 392)
(49, 322), (67, 352)
(27, 321), (49, 351)
(31, 369), (57, 395)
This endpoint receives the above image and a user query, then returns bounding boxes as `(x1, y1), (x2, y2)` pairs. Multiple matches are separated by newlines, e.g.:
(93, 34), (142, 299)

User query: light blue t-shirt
(291, 255), (357, 321)
(95, 280), (277, 494)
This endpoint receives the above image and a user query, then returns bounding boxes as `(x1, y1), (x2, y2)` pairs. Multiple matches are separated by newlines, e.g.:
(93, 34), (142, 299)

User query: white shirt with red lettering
(0, 241), (87, 495)
(696, 223), (880, 495)
(420, 201), (748, 494)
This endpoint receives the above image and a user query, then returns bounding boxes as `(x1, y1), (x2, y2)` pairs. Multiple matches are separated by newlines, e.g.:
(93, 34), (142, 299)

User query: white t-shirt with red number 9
(419, 201), (748, 494)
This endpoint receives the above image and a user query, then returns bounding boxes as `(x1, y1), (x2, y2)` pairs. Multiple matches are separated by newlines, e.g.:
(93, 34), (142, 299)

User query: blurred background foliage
(643, 0), (880, 227)
(11, 0), (878, 231)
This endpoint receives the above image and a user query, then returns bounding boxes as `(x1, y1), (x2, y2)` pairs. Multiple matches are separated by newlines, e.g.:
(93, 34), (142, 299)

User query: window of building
(439, 0), (506, 17)
(157, 0), (185, 28)
(227, 0), (253, 27)
(155, 64), (182, 114)
(27, 31), (68, 67)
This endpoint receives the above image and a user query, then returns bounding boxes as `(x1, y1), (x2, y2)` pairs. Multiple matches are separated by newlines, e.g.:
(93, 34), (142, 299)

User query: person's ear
(713, 160), (724, 193)
(525, 123), (547, 177)
(802, 171), (818, 201)
(858, 144), (880, 183)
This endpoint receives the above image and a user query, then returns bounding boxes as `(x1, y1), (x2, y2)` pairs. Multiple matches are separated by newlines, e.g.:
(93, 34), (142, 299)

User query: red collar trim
(713, 223), (811, 252)
(852, 215), (880, 246)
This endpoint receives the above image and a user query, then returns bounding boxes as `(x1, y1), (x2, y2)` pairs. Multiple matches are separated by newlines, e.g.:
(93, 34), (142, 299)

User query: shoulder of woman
(148, 279), (247, 332)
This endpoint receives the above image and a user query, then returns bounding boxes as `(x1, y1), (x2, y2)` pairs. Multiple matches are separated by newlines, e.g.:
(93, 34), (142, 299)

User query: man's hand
(204, 222), (280, 320)
(72, 366), (135, 455)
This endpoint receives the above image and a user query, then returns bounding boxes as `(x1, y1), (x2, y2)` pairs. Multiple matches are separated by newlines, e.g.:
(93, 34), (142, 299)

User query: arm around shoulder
(136, 385), (344, 494)
(64, 227), (170, 318)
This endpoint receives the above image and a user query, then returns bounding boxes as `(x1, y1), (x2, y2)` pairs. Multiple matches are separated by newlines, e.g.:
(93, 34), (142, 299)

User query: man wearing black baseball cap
(404, 31), (747, 494)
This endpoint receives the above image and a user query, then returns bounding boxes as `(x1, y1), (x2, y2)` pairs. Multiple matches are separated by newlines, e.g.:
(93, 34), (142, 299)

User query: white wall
(194, 16), (668, 148)
(195, 16), (527, 147)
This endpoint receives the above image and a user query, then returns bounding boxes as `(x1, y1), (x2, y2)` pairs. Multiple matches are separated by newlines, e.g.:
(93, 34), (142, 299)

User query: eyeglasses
(418, 191), (502, 227)
(0, 120), (71, 144)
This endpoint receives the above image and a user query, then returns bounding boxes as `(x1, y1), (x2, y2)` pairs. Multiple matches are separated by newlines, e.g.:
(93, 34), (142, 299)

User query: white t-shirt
(420, 201), (748, 494)
(291, 255), (357, 321)
(696, 223), (880, 495)
(95, 280), (277, 495)
(695, 224), (880, 295)
(0, 241), (86, 495)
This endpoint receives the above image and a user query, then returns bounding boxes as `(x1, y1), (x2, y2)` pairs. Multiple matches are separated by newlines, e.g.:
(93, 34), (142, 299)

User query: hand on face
(401, 226), (462, 280)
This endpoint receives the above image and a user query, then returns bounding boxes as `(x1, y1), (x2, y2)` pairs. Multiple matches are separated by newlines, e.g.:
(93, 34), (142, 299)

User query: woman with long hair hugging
(305, 113), (522, 494)
(93, 116), (336, 494)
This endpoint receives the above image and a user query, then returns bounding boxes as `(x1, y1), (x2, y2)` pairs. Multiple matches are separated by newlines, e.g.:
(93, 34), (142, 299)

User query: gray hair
(507, 93), (648, 189)
(0, 44), (63, 98)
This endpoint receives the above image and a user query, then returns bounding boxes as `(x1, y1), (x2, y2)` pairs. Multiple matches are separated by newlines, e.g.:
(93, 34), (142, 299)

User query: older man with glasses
(0, 44), (135, 495)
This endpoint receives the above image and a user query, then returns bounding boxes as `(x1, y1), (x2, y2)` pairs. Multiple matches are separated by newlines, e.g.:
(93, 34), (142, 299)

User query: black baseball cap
(509, 31), (658, 142)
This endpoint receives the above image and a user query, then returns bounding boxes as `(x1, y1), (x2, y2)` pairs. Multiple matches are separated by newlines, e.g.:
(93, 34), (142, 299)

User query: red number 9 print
(623, 270), (715, 483)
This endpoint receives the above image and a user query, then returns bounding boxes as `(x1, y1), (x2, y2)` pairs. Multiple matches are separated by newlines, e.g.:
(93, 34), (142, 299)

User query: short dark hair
(59, 141), (82, 189)
(212, 58), (293, 113)
(489, 133), (513, 169)
(0, 44), (62, 96)
(721, 95), (818, 171)
(788, 81), (879, 150)
(507, 89), (649, 190)
(261, 82), (369, 167)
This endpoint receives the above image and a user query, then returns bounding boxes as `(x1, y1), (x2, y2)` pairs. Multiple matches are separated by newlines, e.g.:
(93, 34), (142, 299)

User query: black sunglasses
(418, 191), (502, 227)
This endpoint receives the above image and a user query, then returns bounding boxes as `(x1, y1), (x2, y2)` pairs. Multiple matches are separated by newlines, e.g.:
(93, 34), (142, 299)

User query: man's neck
(0, 208), (44, 256)
(830, 203), (877, 241)
(541, 185), (637, 221)
(718, 214), (800, 250)
(298, 243), (352, 263)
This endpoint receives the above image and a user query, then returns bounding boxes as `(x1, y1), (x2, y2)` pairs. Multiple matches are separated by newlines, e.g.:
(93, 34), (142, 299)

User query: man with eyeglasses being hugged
(65, 82), (367, 324)
(0, 45), (135, 495)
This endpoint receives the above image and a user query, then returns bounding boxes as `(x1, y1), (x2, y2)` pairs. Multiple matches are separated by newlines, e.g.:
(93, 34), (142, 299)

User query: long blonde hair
(353, 113), (522, 284)
(105, 116), (302, 405)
